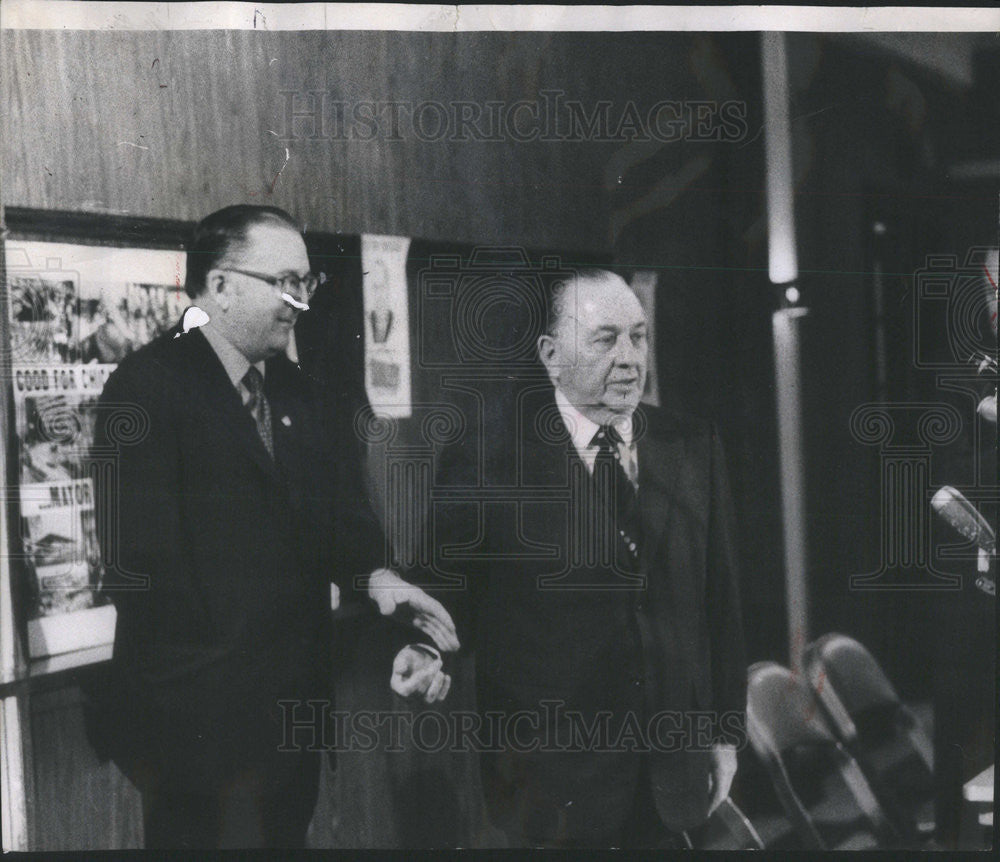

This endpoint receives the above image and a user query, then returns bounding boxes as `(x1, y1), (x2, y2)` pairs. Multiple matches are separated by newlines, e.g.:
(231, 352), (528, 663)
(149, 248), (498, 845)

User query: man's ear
(205, 270), (231, 311)
(537, 334), (560, 383)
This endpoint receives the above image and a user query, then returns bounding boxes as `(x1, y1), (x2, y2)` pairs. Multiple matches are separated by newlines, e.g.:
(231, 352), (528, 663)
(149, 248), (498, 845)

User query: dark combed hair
(184, 205), (301, 298)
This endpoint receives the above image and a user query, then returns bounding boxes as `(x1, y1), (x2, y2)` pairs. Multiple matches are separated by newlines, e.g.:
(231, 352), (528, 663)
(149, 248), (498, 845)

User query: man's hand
(367, 568), (460, 653)
(390, 645), (452, 704)
(708, 743), (738, 815)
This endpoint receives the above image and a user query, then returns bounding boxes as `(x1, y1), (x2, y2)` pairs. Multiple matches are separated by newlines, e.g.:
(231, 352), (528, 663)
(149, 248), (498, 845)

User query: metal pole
(762, 31), (810, 671)
(772, 307), (810, 672)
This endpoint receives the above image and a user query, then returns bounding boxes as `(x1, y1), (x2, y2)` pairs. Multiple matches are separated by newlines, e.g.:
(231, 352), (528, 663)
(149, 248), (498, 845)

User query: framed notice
(629, 270), (661, 408)
(4, 217), (188, 659)
(361, 234), (413, 418)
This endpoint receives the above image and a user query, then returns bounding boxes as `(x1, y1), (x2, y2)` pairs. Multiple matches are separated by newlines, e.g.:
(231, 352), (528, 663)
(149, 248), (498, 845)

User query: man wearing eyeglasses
(91, 205), (457, 848)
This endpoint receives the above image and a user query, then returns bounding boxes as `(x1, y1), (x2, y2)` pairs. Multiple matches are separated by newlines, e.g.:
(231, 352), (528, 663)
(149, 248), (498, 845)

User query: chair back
(686, 798), (765, 850)
(803, 634), (936, 843)
(747, 661), (900, 850)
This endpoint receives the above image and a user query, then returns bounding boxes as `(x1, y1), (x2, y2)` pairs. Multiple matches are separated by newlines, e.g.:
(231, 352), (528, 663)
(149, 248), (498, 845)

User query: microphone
(931, 486), (995, 555)
(978, 393), (997, 424)
(973, 354), (996, 422)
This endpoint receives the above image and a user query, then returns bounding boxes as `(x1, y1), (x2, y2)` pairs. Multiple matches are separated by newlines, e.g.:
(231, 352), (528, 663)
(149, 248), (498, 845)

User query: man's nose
(284, 281), (308, 300)
(613, 336), (643, 365)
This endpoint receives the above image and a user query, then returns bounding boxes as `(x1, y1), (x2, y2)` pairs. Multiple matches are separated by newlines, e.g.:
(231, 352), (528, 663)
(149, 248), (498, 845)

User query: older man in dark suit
(92, 205), (456, 848)
(416, 269), (746, 848)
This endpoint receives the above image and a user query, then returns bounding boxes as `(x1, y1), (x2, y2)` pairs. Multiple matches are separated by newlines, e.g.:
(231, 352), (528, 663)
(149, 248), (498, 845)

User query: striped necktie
(592, 424), (642, 564)
(242, 366), (274, 459)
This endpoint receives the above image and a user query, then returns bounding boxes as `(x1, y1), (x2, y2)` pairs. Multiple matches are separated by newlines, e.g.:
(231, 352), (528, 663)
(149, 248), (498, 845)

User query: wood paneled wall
(28, 685), (143, 850)
(2, 29), (647, 250)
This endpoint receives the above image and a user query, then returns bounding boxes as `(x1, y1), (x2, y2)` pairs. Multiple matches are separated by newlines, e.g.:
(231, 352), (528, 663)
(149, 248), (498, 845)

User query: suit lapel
(637, 408), (683, 563)
(265, 355), (312, 485)
(520, 385), (582, 488)
(179, 328), (283, 482)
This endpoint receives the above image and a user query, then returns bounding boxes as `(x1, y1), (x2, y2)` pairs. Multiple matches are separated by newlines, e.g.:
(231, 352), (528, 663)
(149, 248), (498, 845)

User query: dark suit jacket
(416, 383), (746, 841)
(91, 324), (383, 793)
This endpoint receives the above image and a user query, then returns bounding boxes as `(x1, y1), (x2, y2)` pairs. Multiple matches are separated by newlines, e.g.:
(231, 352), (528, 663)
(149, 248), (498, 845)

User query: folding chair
(746, 661), (902, 850)
(803, 633), (936, 844)
(686, 797), (765, 850)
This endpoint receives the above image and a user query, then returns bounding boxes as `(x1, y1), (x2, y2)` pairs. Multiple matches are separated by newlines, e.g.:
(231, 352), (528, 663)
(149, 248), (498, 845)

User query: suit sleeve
(394, 438), (483, 655)
(89, 358), (218, 781)
(297, 366), (386, 603)
(326, 437), (388, 601)
(705, 427), (747, 722)
(310, 385), (449, 657)
(93, 361), (185, 629)
(294, 288), (388, 601)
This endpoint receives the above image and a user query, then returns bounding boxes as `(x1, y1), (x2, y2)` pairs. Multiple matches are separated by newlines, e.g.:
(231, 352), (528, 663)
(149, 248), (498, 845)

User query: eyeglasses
(222, 267), (319, 300)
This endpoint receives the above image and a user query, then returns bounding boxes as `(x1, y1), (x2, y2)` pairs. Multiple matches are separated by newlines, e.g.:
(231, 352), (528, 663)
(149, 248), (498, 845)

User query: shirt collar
(198, 313), (265, 389)
(553, 387), (633, 452)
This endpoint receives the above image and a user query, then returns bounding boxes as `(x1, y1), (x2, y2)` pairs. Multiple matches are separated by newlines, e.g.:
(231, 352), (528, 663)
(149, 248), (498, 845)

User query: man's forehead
(565, 278), (646, 328)
(229, 223), (308, 266)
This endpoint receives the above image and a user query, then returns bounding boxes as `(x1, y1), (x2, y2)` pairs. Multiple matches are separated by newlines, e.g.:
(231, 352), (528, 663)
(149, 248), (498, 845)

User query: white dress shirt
(553, 387), (638, 487)
(199, 315), (266, 408)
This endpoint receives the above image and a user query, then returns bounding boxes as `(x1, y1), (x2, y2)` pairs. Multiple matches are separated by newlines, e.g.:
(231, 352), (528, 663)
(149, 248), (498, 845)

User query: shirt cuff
(408, 643), (441, 662)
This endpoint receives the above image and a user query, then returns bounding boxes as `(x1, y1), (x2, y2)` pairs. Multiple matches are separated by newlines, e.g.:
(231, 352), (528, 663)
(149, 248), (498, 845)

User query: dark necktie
(592, 424), (642, 565)
(242, 366), (274, 459)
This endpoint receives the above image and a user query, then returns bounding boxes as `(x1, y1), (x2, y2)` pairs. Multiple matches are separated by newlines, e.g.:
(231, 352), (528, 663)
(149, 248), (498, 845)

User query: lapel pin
(281, 415), (292, 427)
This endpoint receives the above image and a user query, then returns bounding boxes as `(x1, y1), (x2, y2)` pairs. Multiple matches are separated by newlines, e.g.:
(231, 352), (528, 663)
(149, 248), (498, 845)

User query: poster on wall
(361, 234), (413, 418)
(6, 240), (187, 658)
(629, 270), (661, 408)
